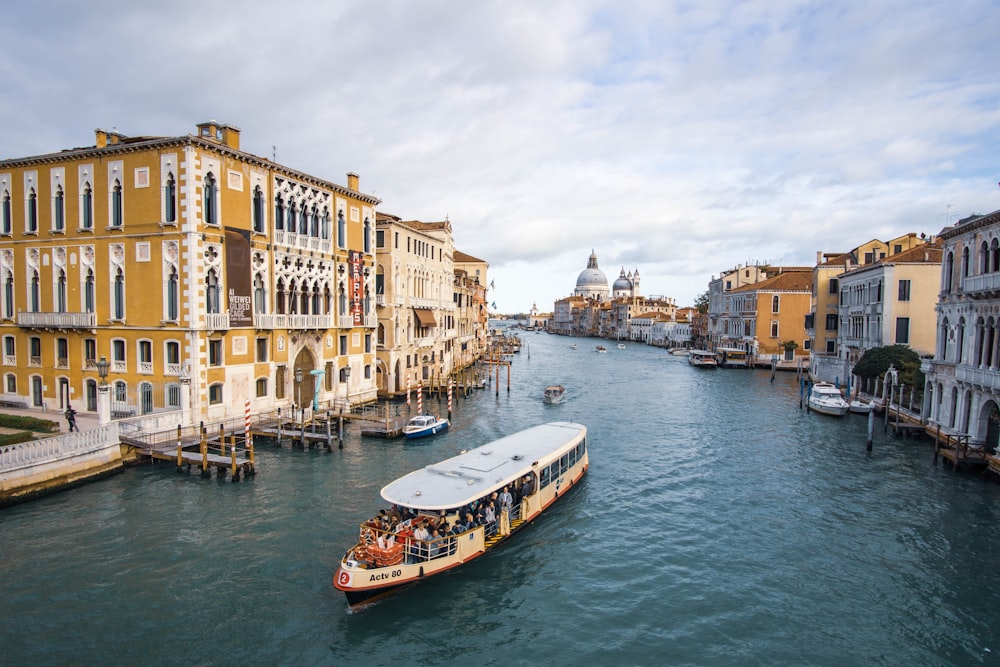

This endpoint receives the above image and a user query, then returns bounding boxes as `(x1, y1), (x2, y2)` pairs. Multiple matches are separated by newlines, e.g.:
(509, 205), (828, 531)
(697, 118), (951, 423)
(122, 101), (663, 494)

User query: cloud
(2, 0), (999, 312)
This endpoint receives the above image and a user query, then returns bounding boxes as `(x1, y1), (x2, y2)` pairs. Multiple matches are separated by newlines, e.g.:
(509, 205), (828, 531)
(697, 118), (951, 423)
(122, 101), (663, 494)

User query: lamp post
(295, 368), (303, 423)
(343, 365), (351, 408)
(96, 356), (111, 425)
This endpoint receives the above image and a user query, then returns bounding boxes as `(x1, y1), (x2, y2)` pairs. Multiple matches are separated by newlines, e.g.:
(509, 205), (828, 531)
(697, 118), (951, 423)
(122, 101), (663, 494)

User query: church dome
(576, 251), (608, 289)
(574, 250), (609, 300)
(613, 267), (633, 292)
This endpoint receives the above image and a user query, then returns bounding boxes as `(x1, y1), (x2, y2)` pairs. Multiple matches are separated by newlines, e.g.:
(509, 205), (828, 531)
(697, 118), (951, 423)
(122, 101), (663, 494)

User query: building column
(97, 384), (111, 425)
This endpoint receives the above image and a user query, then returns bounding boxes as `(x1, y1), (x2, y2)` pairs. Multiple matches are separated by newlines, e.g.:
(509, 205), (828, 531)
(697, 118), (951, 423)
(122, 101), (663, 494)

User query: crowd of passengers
(357, 474), (536, 564)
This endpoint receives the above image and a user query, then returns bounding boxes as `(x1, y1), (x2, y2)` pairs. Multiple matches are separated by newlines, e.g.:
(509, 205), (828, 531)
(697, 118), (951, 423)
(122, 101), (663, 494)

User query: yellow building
(724, 268), (813, 360)
(0, 121), (379, 422)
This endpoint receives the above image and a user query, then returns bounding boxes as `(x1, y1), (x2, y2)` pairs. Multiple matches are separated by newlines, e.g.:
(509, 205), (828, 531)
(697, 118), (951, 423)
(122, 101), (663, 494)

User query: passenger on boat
(429, 529), (444, 558)
(484, 503), (496, 528)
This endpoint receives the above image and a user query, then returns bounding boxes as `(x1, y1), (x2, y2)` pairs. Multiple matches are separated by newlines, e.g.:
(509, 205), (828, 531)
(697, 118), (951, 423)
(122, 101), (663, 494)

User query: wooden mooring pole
(866, 407), (874, 452)
(176, 424), (183, 472)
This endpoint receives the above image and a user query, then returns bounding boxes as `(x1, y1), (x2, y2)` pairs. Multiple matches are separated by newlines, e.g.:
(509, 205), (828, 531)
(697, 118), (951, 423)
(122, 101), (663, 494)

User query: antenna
(272, 145), (276, 162)
(946, 203), (953, 226)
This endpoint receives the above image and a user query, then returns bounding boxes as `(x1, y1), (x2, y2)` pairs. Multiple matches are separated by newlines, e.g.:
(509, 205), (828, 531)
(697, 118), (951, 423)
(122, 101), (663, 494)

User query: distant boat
(543, 385), (566, 404)
(808, 383), (850, 417)
(848, 398), (874, 415)
(570, 344), (578, 350)
(669, 348), (689, 356)
(402, 414), (450, 439)
(596, 345), (607, 353)
(688, 350), (718, 368)
(617, 343), (626, 350)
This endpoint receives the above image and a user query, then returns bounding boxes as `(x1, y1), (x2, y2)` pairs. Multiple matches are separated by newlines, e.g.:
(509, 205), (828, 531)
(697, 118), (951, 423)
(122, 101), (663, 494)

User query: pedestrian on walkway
(65, 405), (78, 432)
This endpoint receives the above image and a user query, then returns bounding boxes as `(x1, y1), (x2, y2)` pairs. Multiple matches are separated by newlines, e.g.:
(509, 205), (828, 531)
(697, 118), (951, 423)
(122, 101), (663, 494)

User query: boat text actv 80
(333, 421), (589, 608)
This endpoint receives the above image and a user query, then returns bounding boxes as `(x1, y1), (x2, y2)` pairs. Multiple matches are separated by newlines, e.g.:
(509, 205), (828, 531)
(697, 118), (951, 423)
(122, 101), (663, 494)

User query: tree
(852, 345), (923, 395)
(694, 291), (709, 314)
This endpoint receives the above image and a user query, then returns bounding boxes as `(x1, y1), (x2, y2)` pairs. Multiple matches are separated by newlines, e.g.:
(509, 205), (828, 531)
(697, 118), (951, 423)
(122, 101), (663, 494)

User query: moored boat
(716, 347), (750, 368)
(617, 343), (626, 350)
(333, 422), (590, 608)
(848, 398), (874, 415)
(401, 414), (450, 439)
(688, 349), (718, 368)
(543, 385), (566, 404)
(808, 383), (850, 416)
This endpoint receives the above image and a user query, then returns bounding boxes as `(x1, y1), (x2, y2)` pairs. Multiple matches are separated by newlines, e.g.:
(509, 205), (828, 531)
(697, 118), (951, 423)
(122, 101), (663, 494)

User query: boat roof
(689, 349), (715, 355)
(381, 421), (586, 511)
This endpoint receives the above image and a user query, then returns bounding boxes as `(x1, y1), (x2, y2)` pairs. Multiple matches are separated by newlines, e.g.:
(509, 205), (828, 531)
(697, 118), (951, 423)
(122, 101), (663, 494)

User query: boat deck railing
(349, 504), (524, 567)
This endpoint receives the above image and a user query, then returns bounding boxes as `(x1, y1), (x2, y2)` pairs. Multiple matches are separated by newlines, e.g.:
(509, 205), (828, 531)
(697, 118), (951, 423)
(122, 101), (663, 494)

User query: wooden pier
(123, 424), (256, 481)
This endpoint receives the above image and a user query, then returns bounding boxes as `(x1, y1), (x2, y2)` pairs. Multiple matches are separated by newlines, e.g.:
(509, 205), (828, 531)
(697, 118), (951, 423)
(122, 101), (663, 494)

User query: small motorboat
(596, 345), (607, 353)
(402, 414), (450, 439)
(543, 385), (566, 404)
(570, 344), (578, 350)
(617, 343), (626, 350)
(848, 399), (874, 415)
(808, 383), (850, 417)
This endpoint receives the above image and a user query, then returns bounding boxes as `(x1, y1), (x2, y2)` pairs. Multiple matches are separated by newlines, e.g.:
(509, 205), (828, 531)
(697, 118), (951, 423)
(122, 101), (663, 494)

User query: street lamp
(343, 365), (351, 407)
(294, 368), (303, 419)
(96, 356), (110, 387)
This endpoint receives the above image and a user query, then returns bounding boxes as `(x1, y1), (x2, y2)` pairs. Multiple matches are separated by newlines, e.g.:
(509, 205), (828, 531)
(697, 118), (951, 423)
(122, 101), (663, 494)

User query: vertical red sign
(349, 250), (363, 326)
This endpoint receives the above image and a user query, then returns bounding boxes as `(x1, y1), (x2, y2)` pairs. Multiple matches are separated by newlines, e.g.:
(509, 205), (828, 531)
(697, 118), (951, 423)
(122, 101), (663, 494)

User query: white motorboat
(401, 414), (450, 439)
(543, 385), (566, 404)
(808, 383), (850, 417)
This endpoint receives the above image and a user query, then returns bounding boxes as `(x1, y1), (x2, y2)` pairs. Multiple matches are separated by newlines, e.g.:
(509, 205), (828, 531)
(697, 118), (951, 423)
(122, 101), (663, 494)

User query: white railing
(206, 312), (230, 330)
(338, 315), (355, 328)
(956, 365), (1000, 391)
(252, 313), (334, 330)
(112, 359), (127, 372)
(17, 311), (97, 328)
(0, 422), (120, 472)
(274, 231), (285, 245)
(375, 294), (386, 307)
(963, 272), (1000, 294)
(364, 315), (377, 328)
(139, 361), (153, 374)
(166, 363), (182, 376)
(3, 355), (14, 366)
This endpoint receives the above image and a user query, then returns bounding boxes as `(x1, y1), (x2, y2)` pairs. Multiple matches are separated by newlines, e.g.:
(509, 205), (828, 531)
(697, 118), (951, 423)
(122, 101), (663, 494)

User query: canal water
(3, 333), (1000, 666)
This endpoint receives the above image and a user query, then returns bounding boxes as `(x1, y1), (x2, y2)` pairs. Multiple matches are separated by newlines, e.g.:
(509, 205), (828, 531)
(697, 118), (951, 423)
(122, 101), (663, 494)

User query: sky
(2, 0), (999, 313)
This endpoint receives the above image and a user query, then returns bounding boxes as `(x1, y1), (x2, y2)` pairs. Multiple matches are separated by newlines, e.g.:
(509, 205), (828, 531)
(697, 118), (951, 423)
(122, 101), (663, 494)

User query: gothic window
(287, 199), (297, 233)
(165, 173), (177, 223)
(29, 269), (40, 312)
(276, 278), (286, 314)
(204, 172), (218, 225)
(54, 185), (65, 231)
(114, 268), (125, 319)
(253, 186), (265, 233)
(82, 183), (93, 230)
(111, 180), (122, 227)
(3, 272), (12, 318)
(1, 190), (10, 234)
(56, 269), (66, 312)
(206, 269), (220, 314)
(27, 188), (37, 232)
(167, 267), (179, 320)
(85, 269), (95, 313)
(364, 217), (371, 253)
(338, 210), (346, 248)
(254, 273), (266, 314)
(275, 195), (285, 232)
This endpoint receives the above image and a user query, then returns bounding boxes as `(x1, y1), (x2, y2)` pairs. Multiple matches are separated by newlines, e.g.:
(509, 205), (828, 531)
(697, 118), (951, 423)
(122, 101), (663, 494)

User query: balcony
(17, 311), (97, 329)
(166, 363), (182, 376)
(206, 313), (230, 330)
(338, 315), (355, 328)
(29, 356), (41, 367)
(139, 361), (153, 375)
(375, 294), (386, 307)
(3, 355), (14, 366)
(963, 272), (1000, 297)
(252, 313), (335, 330)
(112, 359), (127, 373)
(956, 365), (1000, 391)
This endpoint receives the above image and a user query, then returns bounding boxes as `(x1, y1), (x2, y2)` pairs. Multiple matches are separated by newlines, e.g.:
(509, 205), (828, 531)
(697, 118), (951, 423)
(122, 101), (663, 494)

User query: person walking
(65, 405), (78, 432)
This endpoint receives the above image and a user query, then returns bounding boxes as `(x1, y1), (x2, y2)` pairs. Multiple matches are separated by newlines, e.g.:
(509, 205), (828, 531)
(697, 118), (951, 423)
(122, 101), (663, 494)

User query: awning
(414, 308), (436, 327)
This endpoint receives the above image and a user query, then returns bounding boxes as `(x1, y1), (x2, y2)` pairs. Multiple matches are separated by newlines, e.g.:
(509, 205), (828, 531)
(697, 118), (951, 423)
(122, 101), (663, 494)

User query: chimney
(95, 129), (108, 148)
(816, 251), (822, 264)
(347, 172), (360, 191)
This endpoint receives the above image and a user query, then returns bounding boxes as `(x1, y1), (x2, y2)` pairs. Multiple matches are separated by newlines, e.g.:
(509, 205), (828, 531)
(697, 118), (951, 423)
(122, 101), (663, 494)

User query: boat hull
(402, 421), (449, 439)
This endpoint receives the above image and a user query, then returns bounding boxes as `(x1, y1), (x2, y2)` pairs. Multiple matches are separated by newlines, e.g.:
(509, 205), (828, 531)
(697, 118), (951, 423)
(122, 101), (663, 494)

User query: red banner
(349, 250), (363, 326)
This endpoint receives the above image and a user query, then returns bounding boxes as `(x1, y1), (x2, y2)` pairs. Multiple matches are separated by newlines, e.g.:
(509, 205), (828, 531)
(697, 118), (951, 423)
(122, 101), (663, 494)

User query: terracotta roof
(455, 250), (486, 263)
(730, 270), (812, 293)
(880, 243), (942, 264)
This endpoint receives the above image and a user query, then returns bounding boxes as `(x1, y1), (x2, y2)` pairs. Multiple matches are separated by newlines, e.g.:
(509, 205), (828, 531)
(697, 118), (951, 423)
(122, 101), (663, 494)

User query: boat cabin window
(560, 453), (569, 471)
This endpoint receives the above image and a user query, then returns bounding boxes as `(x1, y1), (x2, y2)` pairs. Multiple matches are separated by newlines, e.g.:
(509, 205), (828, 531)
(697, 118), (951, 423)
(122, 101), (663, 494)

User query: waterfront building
(574, 250), (610, 301)
(551, 295), (587, 335)
(647, 315), (690, 347)
(526, 302), (551, 329)
(707, 264), (769, 349)
(922, 210), (1000, 449)
(0, 121), (378, 422)
(808, 234), (929, 383)
(374, 213), (488, 394)
(836, 241), (942, 384)
(721, 268), (813, 362)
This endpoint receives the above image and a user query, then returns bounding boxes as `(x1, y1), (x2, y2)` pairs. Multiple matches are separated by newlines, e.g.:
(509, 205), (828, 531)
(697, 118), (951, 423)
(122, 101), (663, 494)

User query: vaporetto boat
(333, 421), (589, 608)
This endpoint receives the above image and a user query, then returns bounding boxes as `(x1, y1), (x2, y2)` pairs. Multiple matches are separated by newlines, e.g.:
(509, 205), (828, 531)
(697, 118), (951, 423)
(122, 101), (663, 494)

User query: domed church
(612, 267), (641, 299)
(574, 250), (610, 301)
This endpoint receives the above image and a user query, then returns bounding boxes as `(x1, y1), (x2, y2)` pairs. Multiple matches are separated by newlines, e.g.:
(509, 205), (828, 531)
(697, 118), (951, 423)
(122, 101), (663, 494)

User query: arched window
(1, 190), (10, 234)
(114, 268), (125, 319)
(81, 183), (93, 230)
(27, 188), (37, 232)
(339, 284), (347, 315)
(962, 247), (970, 279)
(287, 199), (297, 233)
(29, 270), (39, 312)
(276, 278), (286, 314)
(114, 380), (128, 403)
(275, 195), (285, 232)
(3, 272), (13, 318)
(324, 283), (332, 313)
(981, 241), (990, 274)
(84, 269), (95, 313)
(957, 317), (966, 364)
(165, 173), (177, 223)
(206, 269), (219, 314)
(253, 186), (265, 233)
(310, 205), (319, 238)
(363, 217), (371, 253)
(321, 210), (330, 240)
(338, 210), (346, 248)
(992, 239), (1000, 273)
(288, 280), (297, 314)
(54, 185), (65, 231)
(111, 180), (123, 227)
(167, 267), (179, 320)
(56, 269), (66, 312)
(299, 203), (308, 236)
(364, 287), (371, 315)
(311, 284), (320, 314)
(254, 273), (266, 314)
(300, 284), (309, 314)
(203, 172), (217, 225)
(944, 251), (954, 292)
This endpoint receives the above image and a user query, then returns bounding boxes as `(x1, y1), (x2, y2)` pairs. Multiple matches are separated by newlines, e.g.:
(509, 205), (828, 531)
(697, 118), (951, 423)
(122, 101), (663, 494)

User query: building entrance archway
(292, 348), (317, 410)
